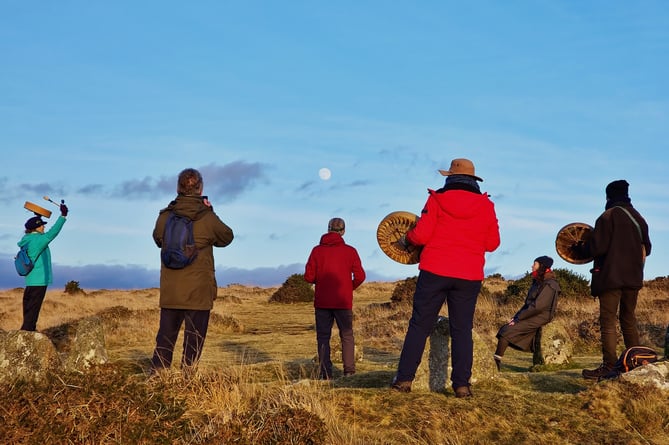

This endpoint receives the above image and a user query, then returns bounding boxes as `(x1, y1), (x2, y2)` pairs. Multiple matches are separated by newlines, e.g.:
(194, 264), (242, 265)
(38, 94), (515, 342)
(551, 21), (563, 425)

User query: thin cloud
(72, 161), (269, 201)
(199, 161), (268, 202)
(77, 184), (105, 195)
(112, 176), (156, 199)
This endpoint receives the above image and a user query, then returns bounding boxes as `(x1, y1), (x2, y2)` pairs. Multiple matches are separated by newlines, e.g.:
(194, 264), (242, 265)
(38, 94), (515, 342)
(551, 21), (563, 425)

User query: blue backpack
(14, 245), (34, 276)
(160, 212), (198, 269)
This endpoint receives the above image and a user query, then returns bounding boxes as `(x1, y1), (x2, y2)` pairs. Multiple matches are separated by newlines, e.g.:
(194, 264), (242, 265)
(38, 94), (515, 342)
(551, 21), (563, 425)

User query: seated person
(494, 255), (560, 370)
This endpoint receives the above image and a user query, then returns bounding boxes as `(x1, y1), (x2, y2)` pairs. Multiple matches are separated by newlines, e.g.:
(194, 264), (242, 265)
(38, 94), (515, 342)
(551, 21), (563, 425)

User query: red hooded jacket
(304, 232), (366, 309)
(407, 189), (500, 280)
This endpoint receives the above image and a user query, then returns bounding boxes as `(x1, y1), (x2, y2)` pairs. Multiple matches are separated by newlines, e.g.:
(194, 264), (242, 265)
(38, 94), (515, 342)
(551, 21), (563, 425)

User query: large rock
(413, 317), (495, 392)
(0, 330), (62, 384)
(532, 321), (573, 366)
(62, 316), (109, 372)
(618, 360), (669, 391)
(0, 316), (109, 384)
(428, 316), (450, 391)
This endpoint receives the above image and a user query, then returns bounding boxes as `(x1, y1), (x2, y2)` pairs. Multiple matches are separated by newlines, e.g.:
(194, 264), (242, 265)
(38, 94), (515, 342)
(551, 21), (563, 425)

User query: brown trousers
(599, 288), (640, 366)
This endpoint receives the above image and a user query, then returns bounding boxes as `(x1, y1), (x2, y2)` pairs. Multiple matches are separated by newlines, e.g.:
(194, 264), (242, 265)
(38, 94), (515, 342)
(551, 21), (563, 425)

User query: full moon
(318, 167), (332, 180)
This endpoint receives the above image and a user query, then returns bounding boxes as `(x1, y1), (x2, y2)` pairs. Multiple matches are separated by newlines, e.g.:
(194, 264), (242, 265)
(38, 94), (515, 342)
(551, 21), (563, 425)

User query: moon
(318, 167), (332, 180)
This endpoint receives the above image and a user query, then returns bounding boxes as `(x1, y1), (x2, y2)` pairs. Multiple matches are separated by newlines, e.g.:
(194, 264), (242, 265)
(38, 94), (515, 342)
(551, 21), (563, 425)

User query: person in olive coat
(150, 168), (234, 375)
(494, 255), (560, 370)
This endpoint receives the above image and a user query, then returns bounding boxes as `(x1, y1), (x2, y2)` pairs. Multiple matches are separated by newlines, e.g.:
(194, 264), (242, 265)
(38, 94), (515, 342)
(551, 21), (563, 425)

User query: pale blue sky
(1, 1), (667, 289)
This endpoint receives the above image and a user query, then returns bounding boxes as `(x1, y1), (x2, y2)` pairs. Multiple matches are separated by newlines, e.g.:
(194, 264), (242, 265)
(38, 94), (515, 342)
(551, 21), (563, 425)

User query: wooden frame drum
(24, 201), (52, 218)
(555, 222), (593, 264)
(376, 211), (422, 264)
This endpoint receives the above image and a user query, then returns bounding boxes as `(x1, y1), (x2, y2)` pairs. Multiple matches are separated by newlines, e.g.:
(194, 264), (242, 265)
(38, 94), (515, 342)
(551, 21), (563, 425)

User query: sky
(1, 1), (668, 290)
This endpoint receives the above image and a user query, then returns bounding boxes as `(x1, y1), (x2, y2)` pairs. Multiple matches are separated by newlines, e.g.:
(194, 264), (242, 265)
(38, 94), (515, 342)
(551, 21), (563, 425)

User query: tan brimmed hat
(438, 158), (483, 182)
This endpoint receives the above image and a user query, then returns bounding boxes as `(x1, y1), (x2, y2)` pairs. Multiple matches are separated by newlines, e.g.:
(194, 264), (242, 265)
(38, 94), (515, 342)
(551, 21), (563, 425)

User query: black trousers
(21, 286), (48, 331)
(396, 270), (481, 390)
(150, 308), (211, 372)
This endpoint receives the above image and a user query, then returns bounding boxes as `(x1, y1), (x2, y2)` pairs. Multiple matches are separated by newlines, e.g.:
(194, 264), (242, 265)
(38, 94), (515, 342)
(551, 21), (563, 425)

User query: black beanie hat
(25, 216), (48, 230)
(606, 179), (629, 200)
(534, 255), (554, 269)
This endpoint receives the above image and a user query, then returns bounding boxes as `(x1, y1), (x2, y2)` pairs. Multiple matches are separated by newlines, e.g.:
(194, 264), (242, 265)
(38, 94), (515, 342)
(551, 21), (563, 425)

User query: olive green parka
(153, 195), (234, 310)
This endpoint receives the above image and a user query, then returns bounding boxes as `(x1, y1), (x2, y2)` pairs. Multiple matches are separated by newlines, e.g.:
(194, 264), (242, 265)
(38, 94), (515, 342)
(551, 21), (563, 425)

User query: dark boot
(454, 386), (473, 398)
(582, 363), (614, 380)
(390, 376), (412, 393)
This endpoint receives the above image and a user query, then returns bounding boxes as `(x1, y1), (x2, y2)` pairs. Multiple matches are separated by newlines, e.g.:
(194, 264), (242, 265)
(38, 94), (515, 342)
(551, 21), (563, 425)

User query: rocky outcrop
(62, 316), (109, 372)
(413, 316), (495, 392)
(0, 330), (61, 384)
(0, 316), (108, 384)
(618, 360), (669, 391)
(532, 321), (573, 366)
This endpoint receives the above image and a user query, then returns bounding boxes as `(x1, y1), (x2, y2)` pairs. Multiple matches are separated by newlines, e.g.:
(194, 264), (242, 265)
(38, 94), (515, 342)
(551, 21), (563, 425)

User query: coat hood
(161, 195), (212, 221)
(319, 232), (345, 246)
(429, 189), (493, 219)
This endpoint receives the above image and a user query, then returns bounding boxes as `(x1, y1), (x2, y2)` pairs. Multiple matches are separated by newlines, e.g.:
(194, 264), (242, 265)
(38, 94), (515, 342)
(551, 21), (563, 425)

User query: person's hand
(60, 204), (69, 217)
(570, 240), (586, 257)
(398, 235), (409, 249)
(508, 318), (516, 326)
(394, 235), (416, 252)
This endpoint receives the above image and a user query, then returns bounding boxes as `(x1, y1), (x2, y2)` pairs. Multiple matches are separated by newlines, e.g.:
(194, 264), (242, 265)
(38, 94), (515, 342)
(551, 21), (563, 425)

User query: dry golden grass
(1, 278), (668, 444)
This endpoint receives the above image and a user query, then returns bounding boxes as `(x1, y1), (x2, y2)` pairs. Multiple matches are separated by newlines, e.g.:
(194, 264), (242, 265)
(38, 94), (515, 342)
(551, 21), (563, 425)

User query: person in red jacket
(391, 158), (500, 397)
(305, 217), (366, 379)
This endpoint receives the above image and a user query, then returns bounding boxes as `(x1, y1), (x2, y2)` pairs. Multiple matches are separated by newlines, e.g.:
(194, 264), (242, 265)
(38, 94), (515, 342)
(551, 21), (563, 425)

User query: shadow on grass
(217, 340), (275, 364)
(524, 371), (590, 394)
(332, 370), (396, 389)
(362, 346), (399, 363)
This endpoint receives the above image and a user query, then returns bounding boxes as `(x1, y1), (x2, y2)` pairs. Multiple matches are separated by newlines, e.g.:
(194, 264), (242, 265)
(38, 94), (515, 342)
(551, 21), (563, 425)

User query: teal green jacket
(18, 216), (67, 286)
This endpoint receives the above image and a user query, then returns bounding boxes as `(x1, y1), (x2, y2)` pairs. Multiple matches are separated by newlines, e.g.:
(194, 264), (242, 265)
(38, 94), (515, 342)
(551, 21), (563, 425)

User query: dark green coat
(153, 195), (234, 310)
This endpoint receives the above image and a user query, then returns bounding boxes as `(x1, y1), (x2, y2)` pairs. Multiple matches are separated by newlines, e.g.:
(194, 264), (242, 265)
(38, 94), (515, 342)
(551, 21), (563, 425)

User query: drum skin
(377, 211), (422, 264)
(24, 201), (52, 218)
(555, 222), (593, 264)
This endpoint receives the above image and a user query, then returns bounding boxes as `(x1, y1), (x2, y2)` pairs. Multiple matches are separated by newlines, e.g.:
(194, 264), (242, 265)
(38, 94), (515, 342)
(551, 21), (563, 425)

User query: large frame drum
(24, 201), (52, 218)
(376, 211), (422, 264)
(555, 222), (593, 264)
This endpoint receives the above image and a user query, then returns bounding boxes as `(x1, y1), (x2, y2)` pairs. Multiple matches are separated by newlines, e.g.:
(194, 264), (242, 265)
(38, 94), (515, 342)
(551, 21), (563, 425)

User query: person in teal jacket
(18, 202), (68, 331)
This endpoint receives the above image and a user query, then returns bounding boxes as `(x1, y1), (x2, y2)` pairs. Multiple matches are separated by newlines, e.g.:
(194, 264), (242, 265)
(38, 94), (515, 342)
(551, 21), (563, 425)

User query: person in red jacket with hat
(391, 158), (500, 397)
(305, 217), (366, 380)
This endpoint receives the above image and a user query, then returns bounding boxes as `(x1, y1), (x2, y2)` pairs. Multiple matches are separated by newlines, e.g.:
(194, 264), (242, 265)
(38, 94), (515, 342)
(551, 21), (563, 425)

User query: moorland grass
(1, 278), (668, 444)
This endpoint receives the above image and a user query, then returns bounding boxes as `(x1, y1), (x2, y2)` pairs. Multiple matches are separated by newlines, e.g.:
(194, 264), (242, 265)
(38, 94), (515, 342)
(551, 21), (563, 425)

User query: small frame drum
(555, 222), (593, 264)
(376, 211), (422, 264)
(24, 201), (52, 218)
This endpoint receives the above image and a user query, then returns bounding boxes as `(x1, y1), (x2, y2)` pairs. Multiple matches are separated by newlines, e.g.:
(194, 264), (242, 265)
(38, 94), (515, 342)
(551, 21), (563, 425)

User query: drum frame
(555, 222), (593, 264)
(376, 211), (422, 265)
(24, 201), (52, 218)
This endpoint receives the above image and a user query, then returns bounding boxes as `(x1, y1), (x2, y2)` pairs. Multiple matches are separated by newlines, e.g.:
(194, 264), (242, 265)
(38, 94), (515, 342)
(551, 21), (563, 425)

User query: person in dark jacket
(18, 202), (69, 331)
(494, 256), (560, 370)
(150, 168), (234, 375)
(304, 217), (366, 379)
(391, 158), (500, 397)
(575, 180), (651, 380)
